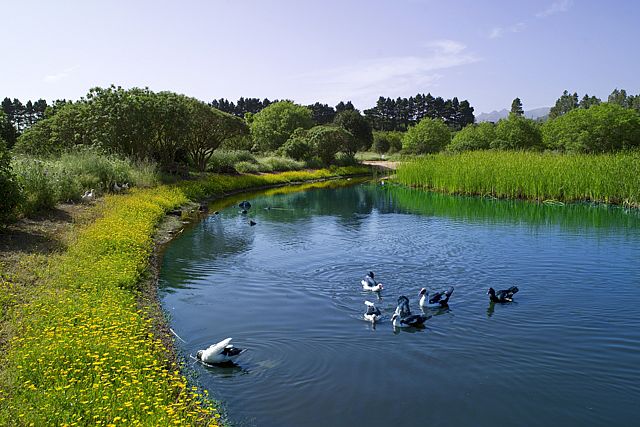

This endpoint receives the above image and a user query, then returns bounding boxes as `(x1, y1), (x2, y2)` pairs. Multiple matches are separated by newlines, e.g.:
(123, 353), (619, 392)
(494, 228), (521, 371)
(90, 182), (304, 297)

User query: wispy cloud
(536, 0), (572, 18)
(43, 66), (78, 83)
(294, 40), (480, 106)
(488, 22), (526, 39)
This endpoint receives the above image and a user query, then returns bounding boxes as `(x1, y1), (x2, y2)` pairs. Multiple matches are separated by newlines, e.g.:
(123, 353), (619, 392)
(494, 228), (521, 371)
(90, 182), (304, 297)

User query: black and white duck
(419, 286), (454, 308)
(391, 295), (428, 328)
(361, 271), (383, 292)
(487, 286), (519, 303)
(363, 301), (382, 323)
(196, 338), (246, 365)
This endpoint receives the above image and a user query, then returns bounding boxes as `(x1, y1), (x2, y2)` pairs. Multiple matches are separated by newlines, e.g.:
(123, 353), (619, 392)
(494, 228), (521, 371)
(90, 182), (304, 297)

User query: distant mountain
(476, 107), (550, 122)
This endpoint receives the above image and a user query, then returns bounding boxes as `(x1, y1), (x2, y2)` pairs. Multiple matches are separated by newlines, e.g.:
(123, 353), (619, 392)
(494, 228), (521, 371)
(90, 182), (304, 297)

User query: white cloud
(489, 22), (526, 39)
(292, 40), (480, 106)
(536, 0), (572, 18)
(43, 66), (78, 83)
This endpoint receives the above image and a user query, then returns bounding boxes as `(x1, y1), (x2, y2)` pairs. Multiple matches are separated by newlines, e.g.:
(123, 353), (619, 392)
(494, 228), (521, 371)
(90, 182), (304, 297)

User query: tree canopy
(510, 98), (524, 116)
(492, 115), (543, 150)
(402, 117), (451, 154)
(250, 101), (314, 152)
(333, 110), (373, 157)
(448, 122), (496, 152)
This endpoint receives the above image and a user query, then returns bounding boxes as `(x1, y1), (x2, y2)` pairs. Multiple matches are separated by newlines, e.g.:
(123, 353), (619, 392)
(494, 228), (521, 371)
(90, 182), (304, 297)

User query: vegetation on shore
(0, 167), (369, 426)
(395, 151), (640, 207)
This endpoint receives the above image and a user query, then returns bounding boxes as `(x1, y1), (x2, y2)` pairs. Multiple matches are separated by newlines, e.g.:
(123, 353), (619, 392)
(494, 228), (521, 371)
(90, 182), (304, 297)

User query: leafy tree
(250, 101), (313, 152)
(185, 100), (248, 171)
(335, 101), (355, 114)
(542, 103), (640, 152)
(0, 110), (18, 148)
(549, 90), (578, 119)
(608, 88), (630, 108)
(448, 122), (496, 152)
(0, 139), (21, 224)
(307, 125), (353, 165)
(333, 110), (373, 157)
(510, 98), (524, 116)
(402, 117), (451, 154)
(372, 131), (391, 154)
(492, 115), (543, 150)
(279, 128), (313, 161)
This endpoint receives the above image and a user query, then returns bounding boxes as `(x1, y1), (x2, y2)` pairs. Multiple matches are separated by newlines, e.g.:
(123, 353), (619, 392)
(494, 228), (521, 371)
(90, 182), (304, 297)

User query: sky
(1, 0), (639, 114)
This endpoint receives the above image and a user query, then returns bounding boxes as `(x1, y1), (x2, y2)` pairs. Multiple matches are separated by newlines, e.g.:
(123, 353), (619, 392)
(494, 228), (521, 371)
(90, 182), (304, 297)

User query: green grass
(395, 151), (640, 207)
(0, 166), (372, 426)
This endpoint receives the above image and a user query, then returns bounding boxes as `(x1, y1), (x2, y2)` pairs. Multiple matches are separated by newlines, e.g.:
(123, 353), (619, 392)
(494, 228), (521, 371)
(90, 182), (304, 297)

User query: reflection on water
(160, 181), (640, 427)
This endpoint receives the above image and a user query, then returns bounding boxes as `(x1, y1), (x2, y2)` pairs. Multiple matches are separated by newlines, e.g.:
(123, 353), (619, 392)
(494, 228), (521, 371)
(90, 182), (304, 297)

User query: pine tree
(510, 97), (524, 116)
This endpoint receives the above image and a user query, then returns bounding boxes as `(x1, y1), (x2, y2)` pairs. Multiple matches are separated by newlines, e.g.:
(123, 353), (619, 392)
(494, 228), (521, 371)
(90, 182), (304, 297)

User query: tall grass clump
(396, 151), (640, 207)
(207, 150), (256, 173)
(11, 147), (159, 216)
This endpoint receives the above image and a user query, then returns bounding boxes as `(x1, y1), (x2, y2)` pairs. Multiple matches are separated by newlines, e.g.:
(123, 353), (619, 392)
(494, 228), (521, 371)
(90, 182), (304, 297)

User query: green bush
(372, 131), (403, 154)
(448, 122), (496, 152)
(0, 140), (21, 223)
(492, 114), (543, 150)
(307, 125), (353, 165)
(234, 161), (261, 174)
(207, 150), (256, 173)
(280, 128), (313, 161)
(333, 110), (373, 156)
(250, 101), (314, 152)
(258, 156), (304, 172)
(542, 103), (640, 152)
(402, 118), (451, 154)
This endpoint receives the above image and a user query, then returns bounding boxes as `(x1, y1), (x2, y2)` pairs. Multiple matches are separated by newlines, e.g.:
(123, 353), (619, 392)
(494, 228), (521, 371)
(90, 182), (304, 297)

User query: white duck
(196, 338), (246, 364)
(419, 286), (454, 308)
(363, 301), (382, 323)
(361, 271), (383, 292)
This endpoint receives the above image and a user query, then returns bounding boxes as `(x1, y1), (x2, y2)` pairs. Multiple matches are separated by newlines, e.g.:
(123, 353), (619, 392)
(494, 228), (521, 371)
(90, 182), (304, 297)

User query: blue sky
(2, 0), (638, 113)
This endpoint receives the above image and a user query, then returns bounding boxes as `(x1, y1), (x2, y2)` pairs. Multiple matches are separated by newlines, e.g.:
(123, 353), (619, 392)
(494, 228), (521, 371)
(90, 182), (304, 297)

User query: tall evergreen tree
(579, 94), (601, 109)
(608, 89), (630, 108)
(510, 97), (524, 116)
(549, 90), (578, 119)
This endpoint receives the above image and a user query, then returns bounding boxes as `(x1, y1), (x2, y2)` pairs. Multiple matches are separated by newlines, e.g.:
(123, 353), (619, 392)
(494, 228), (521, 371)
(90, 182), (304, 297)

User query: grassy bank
(0, 167), (369, 426)
(395, 151), (640, 207)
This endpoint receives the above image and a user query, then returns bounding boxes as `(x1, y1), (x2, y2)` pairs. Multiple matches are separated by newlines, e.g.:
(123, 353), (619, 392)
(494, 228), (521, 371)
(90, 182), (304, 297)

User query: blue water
(160, 181), (640, 427)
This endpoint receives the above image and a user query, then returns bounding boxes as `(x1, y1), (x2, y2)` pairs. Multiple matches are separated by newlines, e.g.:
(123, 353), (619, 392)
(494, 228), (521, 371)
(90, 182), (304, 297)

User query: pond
(159, 180), (640, 427)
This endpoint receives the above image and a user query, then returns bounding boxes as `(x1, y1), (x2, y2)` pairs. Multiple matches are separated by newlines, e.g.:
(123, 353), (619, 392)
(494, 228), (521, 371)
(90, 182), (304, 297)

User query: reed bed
(395, 151), (640, 207)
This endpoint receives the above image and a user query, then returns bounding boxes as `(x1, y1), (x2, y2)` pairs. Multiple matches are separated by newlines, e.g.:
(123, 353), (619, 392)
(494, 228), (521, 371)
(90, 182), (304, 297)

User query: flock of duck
(361, 271), (519, 328)
(194, 267), (520, 366)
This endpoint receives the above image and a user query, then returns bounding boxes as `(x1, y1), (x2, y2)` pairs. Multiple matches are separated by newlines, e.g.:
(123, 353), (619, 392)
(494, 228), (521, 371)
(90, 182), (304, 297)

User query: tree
(549, 90), (578, 119)
(185, 100), (248, 171)
(542, 103), (640, 152)
(307, 125), (353, 165)
(333, 110), (373, 157)
(510, 98), (524, 116)
(0, 110), (18, 148)
(448, 122), (496, 152)
(492, 115), (543, 150)
(608, 88), (630, 108)
(250, 101), (313, 152)
(579, 94), (601, 109)
(279, 128), (313, 161)
(402, 117), (451, 154)
(335, 101), (355, 113)
(307, 102), (336, 125)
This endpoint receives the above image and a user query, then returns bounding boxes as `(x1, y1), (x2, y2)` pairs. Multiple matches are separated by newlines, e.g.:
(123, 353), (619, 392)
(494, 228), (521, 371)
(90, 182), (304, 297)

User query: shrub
(207, 150), (256, 173)
(234, 161), (261, 174)
(258, 156), (304, 172)
(542, 103), (640, 152)
(402, 117), (451, 154)
(280, 128), (313, 161)
(448, 122), (496, 152)
(372, 131), (403, 154)
(333, 110), (373, 156)
(0, 140), (21, 223)
(492, 114), (543, 150)
(307, 125), (353, 165)
(250, 101), (314, 152)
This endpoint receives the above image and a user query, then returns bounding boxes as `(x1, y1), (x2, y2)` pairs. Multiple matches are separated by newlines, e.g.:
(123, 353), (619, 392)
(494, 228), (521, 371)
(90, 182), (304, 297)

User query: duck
(81, 189), (95, 202)
(361, 271), (383, 292)
(419, 286), (454, 308)
(113, 182), (122, 193)
(196, 338), (246, 365)
(363, 301), (381, 323)
(391, 296), (428, 328)
(487, 286), (519, 303)
(239, 200), (252, 210)
(249, 220), (257, 226)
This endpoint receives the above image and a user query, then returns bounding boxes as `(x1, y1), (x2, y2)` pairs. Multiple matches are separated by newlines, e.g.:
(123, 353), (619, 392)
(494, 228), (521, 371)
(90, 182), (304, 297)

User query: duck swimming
(487, 286), (519, 303)
(196, 338), (246, 365)
(361, 271), (383, 292)
(392, 296), (428, 328)
(419, 286), (454, 308)
(363, 301), (382, 323)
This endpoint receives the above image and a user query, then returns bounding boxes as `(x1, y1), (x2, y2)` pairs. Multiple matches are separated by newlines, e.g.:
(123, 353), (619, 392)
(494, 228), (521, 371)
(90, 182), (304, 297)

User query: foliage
(448, 122), (496, 152)
(541, 103), (640, 152)
(402, 117), (451, 154)
(257, 156), (305, 172)
(207, 150), (257, 173)
(396, 151), (640, 207)
(306, 102), (336, 125)
(307, 125), (354, 165)
(333, 110), (373, 156)
(510, 98), (524, 116)
(492, 115), (543, 150)
(549, 90), (579, 119)
(279, 128), (313, 161)
(0, 140), (21, 223)
(11, 147), (159, 217)
(185, 100), (249, 171)
(0, 111), (18, 148)
(250, 101), (314, 152)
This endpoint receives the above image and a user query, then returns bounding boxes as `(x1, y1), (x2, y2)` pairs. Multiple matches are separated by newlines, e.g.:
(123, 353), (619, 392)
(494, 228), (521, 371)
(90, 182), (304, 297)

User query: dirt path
(362, 160), (401, 170)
